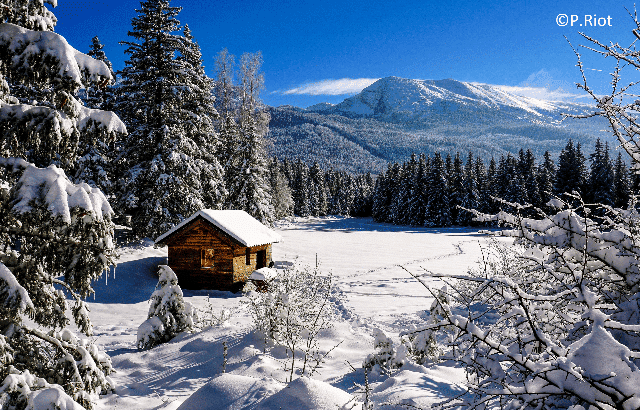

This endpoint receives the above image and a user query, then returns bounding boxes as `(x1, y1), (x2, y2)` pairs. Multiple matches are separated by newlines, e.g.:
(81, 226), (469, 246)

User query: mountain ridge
(266, 76), (609, 174)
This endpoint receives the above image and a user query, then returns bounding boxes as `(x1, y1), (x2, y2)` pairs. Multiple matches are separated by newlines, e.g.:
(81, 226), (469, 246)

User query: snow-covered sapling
(137, 265), (198, 350)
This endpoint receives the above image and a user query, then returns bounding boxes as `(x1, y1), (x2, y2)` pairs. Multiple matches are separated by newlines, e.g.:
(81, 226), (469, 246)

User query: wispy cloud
(496, 85), (590, 102)
(280, 78), (380, 96)
(501, 68), (590, 102)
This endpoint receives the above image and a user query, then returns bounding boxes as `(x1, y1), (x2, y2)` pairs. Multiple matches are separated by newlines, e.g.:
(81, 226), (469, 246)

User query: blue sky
(54, 0), (637, 108)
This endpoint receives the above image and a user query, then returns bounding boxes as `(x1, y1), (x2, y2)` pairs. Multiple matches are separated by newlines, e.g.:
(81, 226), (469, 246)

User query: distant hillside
(266, 76), (612, 174)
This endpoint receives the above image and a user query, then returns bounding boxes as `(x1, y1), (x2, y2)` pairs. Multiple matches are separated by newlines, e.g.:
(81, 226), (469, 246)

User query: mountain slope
(266, 77), (610, 174)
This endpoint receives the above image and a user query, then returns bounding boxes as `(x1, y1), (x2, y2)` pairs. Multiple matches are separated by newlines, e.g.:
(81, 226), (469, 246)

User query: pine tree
(457, 152), (480, 225)
(395, 154), (417, 224)
(1, 4), (124, 169)
(449, 153), (464, 223)
(293, 159), (310, 216)
(425, 153), (452, 227)
(73, 36), (119, 196)
(115, 0), (225, 238)
(613, 152), (631, 208)
(268, 158), (294, 219)
(84, 36), (115, 110)
(408, 154), (429, 226)
(308, 162), (328, 216)
(587, 139), (615, 208)
(555, 139), (587, 201)
(1, 1), (123, 405)
(537, 151), (556, 211)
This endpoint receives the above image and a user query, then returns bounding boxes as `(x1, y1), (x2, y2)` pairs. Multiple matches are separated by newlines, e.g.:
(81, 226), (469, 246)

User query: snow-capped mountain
(322, 76), (588, 121)
(267, 76), (609, 174)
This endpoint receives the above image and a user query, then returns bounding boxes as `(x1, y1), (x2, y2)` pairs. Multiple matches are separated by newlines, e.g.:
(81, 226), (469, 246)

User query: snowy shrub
(137, 265), (198, 350)
(243, 265), (336, 380)
(0, 367), (88, 410)
(404, 201), (640, 409)
(200, 296), (232, 328)
(363, 329), (408, 375)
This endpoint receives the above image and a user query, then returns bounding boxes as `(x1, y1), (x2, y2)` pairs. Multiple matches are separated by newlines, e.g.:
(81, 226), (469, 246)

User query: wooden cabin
(155, 210), (282, 291)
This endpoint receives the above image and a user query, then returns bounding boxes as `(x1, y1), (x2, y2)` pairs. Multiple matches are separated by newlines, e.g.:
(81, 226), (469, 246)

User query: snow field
(88, 217), (496, 409)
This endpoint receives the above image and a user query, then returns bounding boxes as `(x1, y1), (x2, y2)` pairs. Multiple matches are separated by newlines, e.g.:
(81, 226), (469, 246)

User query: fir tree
(408, 153), (429, 226)
(457, 152), (480, 225)
(293, 159), (310, 216)
(555, 139), (587, 200)
(308, 162), (328, 216)
(537, 151), (556, 211)
(613, 152), (631, 208)
(84, 36), (114, 110)
(425, 153), (452, 227)
(0, 1), (123, 405)
(449, 152), (464, 223)
(115, 0), (225, 238)
(73, 36), (119, 195)
(268, 158), (294, 219)
(587, 139), (615, 208)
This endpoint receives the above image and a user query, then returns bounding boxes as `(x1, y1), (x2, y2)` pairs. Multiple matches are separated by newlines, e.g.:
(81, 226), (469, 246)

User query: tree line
(273, 138), (637, 228)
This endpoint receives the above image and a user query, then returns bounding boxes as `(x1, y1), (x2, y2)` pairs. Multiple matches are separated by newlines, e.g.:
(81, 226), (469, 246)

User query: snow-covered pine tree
(394, 155), (417, 224)
(351, 173), (374, 217)
(473, 156), (490, 215)
(115, 0), (225, 238)
(520, 149), (540, 209)
(0, 3), (125, 406)
(0, 160), (117, 408)
(0, 2), (125, 170)
(371, 167), (390, 222)
(72, 36), (119, 196)
(268, 157), (294, 219)
(177, 24), (226, 210)
(408, 153), (429, 226)
(424, 152), (452, 227)
(292, 159), (310, 217)
(137, 265), (198, 350)
(84, 36), (114, 110)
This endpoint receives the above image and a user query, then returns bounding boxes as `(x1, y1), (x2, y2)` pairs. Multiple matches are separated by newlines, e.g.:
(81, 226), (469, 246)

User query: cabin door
(256, 250), (267, 269)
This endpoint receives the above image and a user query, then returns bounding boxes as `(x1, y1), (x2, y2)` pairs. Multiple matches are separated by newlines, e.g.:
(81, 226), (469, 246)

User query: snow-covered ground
(87, 216), (498, 410)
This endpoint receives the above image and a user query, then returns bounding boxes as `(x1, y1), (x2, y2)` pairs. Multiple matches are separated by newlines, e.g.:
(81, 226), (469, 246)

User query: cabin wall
(231, 244), (272, 283)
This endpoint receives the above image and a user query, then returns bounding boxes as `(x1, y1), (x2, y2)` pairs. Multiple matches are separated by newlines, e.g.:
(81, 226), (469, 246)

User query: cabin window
(201, 248), (215, 268)
(246, 248), (251, 265)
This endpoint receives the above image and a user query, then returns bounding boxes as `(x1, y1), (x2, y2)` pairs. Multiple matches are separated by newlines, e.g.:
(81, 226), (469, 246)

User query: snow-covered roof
(155, 210), (282, 247)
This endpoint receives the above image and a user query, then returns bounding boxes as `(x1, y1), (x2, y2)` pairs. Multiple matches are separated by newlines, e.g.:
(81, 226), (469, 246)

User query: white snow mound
(256, 376), (356, 410)
(176, 374), (284, 410)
